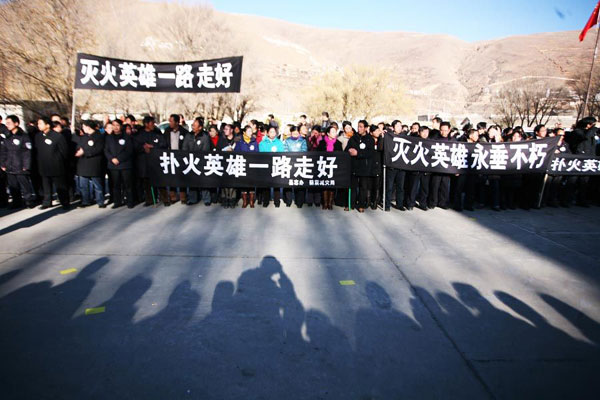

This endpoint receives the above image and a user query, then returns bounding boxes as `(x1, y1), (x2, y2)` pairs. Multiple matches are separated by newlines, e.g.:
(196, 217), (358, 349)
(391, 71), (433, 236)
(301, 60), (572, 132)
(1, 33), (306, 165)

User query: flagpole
(583, 26), (600, 116)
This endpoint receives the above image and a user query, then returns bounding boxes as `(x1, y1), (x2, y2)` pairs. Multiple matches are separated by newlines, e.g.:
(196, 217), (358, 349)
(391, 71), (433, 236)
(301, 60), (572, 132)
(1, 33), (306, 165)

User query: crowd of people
(0, 111), (598, 213)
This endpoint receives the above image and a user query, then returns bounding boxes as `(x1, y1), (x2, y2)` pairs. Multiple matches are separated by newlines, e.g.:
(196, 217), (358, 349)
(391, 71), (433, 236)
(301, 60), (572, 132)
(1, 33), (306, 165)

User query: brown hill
(73, 1), (600, 119)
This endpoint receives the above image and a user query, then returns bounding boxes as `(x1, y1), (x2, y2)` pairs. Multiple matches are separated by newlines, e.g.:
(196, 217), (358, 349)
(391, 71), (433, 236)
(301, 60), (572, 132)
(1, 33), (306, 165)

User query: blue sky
(208, 0), (599, 42)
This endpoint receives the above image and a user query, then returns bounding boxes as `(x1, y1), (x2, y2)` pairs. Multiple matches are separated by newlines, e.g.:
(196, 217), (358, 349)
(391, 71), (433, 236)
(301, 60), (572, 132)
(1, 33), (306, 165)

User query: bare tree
(0, 0), (96, 115)
(568, 70), (600, 120)
(493, 81), (570, 128)
(143, 1), (256, 122)
(303, 65), (412, 122)
(228, 94), (255, 123)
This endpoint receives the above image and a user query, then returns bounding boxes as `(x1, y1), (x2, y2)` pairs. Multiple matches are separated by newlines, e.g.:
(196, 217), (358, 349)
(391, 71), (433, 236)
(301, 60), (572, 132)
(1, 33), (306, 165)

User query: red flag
(580, 1), (600, 42)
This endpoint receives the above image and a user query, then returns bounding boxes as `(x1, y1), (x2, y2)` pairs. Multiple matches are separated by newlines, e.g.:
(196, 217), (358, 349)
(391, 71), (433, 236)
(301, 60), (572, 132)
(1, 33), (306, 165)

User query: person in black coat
(543, 129), (570, 207)
(383, 120), (408, 211)
(52, 115), (77, 202)
(407, 126), (433, 211)
(369, 124), (384, 210)
(346, 120), (375, 212)
(34, 117), (70, 209)
(74, 120), (106, 208)
(453, 129), (480, 211)
(428, 121), (453, 209)
(565, 117), (597, 206)
(133, 116), (167, 206)
(0, 115), (8, 137)
(0, 115), (36, 208)
(163, 114), (189, 204)
(183, 117), (210, 206)
(105, 119), (135, 209)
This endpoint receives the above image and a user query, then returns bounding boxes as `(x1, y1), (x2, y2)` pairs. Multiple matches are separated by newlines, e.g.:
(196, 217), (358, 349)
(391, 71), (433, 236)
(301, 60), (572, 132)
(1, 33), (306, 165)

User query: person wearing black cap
(74, 120), (106, 208)
(0, 115), (36, 208)
(34, 117), (70, 210)
(134, 116), (167, 206)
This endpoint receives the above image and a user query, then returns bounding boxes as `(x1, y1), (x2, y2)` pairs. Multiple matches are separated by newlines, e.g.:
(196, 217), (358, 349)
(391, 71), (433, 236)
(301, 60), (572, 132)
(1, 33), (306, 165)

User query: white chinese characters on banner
(153, 152), (345, 186)
(78, 59), (233, 90)
(387, 137), (553, 173)
(550, 157), (600, 173)
(197, 62), (233, 89)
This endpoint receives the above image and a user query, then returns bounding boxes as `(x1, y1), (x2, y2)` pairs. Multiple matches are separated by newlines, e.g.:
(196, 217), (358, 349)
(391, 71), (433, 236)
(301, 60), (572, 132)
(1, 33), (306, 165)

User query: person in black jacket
(75, 120), (106, 208)
(183, 117), (210, 206)
(0, 115), (8, 137)
(369, 124), (383, 210)
(347, 120), (375, 212)
(453, 129), (480, 211)
(163, 114), (189, 204)
(383, 120), (408, 212)
(134, 116), (168, 206)
(407, 126), (433, 211)
(34, 117), (70, 210)
(565, 117), (597, 206)
(428, 121), (452, 209)
(0, 115), (36, 208)
(51, 114), (77, 202)
(105, 119), (135, 209)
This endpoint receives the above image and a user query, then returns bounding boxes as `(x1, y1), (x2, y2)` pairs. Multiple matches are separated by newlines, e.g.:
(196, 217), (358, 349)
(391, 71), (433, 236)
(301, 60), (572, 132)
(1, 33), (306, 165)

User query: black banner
(384, 134), (559, 175)
(548, 153), (600, 175)
(148, 150), (351, 188)
(75, 53), (243, 93)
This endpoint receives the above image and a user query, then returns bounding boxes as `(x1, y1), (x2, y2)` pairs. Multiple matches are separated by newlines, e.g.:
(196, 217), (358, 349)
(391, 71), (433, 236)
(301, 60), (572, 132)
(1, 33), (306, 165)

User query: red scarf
(210, 135), (219, 147)
(324, 135), (337, 152)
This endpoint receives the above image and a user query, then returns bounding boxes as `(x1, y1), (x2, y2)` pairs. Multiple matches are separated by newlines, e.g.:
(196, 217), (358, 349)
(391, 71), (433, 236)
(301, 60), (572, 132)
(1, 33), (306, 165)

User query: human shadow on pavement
(0, 206), (72, 236)
(1, 257), (599, 399)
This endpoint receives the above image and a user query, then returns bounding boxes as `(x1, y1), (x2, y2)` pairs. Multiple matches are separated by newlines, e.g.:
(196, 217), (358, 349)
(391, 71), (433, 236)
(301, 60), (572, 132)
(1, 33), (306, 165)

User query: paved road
(0, 203), (599, 399)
